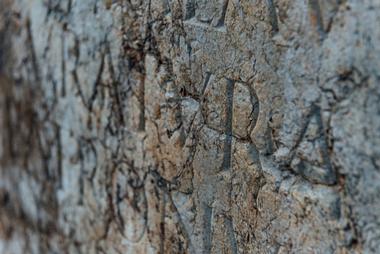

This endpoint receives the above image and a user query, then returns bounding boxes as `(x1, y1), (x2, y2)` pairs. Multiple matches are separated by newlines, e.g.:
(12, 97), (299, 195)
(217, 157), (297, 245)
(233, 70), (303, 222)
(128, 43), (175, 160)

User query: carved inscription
(190, 74), (260, 252)
(291, 105), (336, 185)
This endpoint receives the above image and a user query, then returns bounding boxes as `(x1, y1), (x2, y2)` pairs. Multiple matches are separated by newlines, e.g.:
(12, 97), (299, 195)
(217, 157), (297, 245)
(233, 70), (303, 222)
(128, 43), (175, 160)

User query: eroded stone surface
(1, 0), (380, 253)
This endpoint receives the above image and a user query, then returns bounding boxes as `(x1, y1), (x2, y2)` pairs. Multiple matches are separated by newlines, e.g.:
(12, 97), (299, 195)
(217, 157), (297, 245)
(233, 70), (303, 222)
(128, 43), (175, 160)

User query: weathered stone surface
(1, 0), (380, 253)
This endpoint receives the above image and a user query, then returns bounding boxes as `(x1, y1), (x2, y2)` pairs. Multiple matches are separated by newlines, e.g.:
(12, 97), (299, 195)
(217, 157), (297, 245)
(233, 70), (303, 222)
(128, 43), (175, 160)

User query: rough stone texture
(0, 0), (380, 253)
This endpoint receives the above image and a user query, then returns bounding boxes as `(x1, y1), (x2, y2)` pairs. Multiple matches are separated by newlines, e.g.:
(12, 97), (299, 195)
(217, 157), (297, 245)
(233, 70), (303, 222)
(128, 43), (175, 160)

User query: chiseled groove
(313, 105), (336, 184)
(225, 216), (238, 254)
(160, 192), (166, 254)
(203, 203), (213, 254)
(213, 0), (229, 28)
(138, 76), (146, 131)
(61, 30), (66, 97)
(221, 79), (234, 171)
(26, 18), (41, 82)
(308, 0), (325, 39)
(266, 0), (279, 33)
(201, 72), (212, 97)
(55, 124), (63, 189)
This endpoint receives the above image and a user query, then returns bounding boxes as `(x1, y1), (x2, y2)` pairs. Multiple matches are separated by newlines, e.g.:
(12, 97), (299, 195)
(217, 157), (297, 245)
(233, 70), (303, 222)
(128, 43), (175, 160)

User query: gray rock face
(0, 0), (380, 253)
